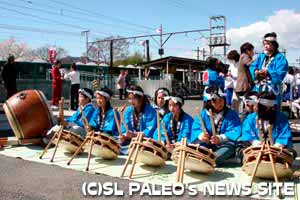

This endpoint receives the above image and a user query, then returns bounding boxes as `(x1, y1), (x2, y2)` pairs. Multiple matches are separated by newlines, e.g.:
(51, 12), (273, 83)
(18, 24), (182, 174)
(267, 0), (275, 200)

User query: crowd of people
(1, 31), (298, 166)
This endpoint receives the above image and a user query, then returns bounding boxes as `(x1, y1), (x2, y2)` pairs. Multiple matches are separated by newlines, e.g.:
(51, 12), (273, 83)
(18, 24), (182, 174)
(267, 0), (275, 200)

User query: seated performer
(191, 86), (241, 166)
(240, 92), (296, 158)
(44, 88), (95, 143)
(153, 93), (194, 151)
(239, 91), (258, 122)
(152, 87), (170, 118)
(119, 85), (157, 155)
(89, 88), (119, 137)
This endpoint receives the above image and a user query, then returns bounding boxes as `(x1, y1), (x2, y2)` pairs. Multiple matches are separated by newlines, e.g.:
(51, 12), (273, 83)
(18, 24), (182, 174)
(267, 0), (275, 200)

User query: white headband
(127, 89), (144, 96)
(258, 98), (276, 107)
(157, 89), (169, 96)
(95, 90), (111, 99)
(264, 36), (277, 42)
(164, 96), (183, 104)
(243, 95), (258, 105)
(78, 89), (92, 99)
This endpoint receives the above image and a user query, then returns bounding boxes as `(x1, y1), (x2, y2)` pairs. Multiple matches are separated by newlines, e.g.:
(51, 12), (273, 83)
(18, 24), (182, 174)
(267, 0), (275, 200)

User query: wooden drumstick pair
(250, 118), (281, 196)
(39, 97), (65, 162)
(175, 137), (187, 183)
(156, 110), (170, 146)
(120, 132), (143, 178)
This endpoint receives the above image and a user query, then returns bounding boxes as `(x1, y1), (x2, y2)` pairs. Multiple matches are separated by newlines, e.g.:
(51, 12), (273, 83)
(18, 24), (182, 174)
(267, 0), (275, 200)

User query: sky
(0, 0), (300, 65)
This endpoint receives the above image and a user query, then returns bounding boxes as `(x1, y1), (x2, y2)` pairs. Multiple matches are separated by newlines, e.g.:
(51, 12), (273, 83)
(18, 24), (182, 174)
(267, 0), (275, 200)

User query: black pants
(119, 88), (124, 100)
(70, 84), (80, 110)
(4, 83), (17, 100)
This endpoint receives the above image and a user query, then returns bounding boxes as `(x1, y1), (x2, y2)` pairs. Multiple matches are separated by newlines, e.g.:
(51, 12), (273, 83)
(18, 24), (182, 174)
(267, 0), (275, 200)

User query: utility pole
(146, 40), (150, 62)
(158, 24), (164, 58)
(193, 47), (208, 60)
(109, 40), (114, 88)
(81, 30), (90, 62)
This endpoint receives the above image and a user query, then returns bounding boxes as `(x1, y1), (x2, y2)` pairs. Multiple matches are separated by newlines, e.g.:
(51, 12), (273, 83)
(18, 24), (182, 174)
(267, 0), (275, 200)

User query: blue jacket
(89, 107), (120, 136)
(65, 103), (95, 127)
(191, 108), (241, 143)
(203, 69), (225, 89)
(153, 112), (194, 144)
(240, 112), (292, 147)
(250, 53), (288, 94)
(121, 104), (157, 138)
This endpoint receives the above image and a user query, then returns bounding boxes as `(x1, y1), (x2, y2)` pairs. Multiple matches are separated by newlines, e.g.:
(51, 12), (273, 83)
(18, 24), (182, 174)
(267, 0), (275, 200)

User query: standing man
(1, 55), (17, 99)
(250, 32), (288, 105)
(51, 60), (63, 109)
(117, 70), (126, 100)
(64, 63), (80, 110)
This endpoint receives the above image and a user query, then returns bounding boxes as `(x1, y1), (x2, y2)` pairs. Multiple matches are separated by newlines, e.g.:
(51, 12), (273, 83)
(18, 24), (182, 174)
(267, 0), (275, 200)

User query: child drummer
(43, 88), (95, 143)
(153, 93), (194, 152)
(191, 86), (241, 166)
(240, 91), (297, 158)
(152, 87), (170, 118)
(89, 88), (120, 138)
(119, 85), (157, 155)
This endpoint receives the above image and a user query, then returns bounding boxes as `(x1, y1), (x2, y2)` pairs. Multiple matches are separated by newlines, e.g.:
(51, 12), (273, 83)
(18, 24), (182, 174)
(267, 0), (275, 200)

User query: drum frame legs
(176, 138), (187, 183)
(249, 140), (282, 197)
(39, 125), (64, 162)
(120, 133), (143, 178)
(67, 131), (95, 171)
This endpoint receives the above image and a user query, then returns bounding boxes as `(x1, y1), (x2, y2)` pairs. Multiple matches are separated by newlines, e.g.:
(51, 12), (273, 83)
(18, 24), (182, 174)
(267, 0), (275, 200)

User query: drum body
(129, 137), (168, 167)
(3, 90), (54, 139)
(85, 132), (120, 160)
(172, 144), (216, 174)
(55, 130), (84, 153)
(242, 146), (294, 179)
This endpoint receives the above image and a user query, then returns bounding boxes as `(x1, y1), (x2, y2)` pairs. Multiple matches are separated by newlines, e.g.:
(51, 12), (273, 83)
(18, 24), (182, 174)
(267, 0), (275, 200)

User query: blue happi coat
(190, 108), (241, 143)
(121, 104), (157, 138)
(65, 103), (95, 127)
(202, 69), (225, 89)
(240, 112), (292, 147)
(153, 111), (194, 144)
(250, 53), (288, 101)
(89, 106), (119, 137)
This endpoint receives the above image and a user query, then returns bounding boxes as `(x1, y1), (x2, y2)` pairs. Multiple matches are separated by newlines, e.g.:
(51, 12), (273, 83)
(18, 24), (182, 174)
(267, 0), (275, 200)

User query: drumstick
(179, 138), (187, 183)
(176, 137), (183, 182)
(79, 106), (93, 134)
(113, 108), (122, 137)
(128, 132), (143, 178)
(118, 106), (129, 134)
(267, 125), (273, 146)
(250, 140), (265, 186)
(156, 110), (161, 142)
(58, 97), (64, 126)
(161, 121), (170, 146)
(256, 117), (263, 142)
(208, 109), (216, 138)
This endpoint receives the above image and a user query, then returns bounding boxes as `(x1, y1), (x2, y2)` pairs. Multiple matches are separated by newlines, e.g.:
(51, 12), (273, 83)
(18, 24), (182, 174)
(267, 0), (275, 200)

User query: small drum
(85, 132), (120, 160)
(3, 90), (54, 140)
(129, 137), (168, 167)
(242, 146), (294, 179)
(55, 130), (84, 153)
(172, 144), (216, 174)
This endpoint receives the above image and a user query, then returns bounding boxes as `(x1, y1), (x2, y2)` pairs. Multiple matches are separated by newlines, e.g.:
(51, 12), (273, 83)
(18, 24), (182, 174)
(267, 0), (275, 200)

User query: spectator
(1, 55), (17, 99)
(64, 63), (80, 110)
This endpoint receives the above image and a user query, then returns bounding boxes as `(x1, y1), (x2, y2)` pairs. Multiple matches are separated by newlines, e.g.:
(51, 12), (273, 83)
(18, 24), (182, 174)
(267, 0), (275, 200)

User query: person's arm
(240, 114), (259, 143)
(267, 55), (288, 85)
(274, 113), (292, 146)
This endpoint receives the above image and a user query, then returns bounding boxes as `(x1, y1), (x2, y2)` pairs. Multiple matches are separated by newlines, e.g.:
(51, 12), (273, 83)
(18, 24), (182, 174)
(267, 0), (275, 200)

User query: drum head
(87, 144), (118, 160)
(173, 154), (214, 174)
(58, 140), (80, 154)
(242, 161), (293, 179)
(136, 151), (165, 167)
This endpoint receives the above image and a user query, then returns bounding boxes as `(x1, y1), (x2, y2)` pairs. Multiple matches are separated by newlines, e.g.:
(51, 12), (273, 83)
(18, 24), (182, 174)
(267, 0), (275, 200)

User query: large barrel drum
(3, 90), (54, 139)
